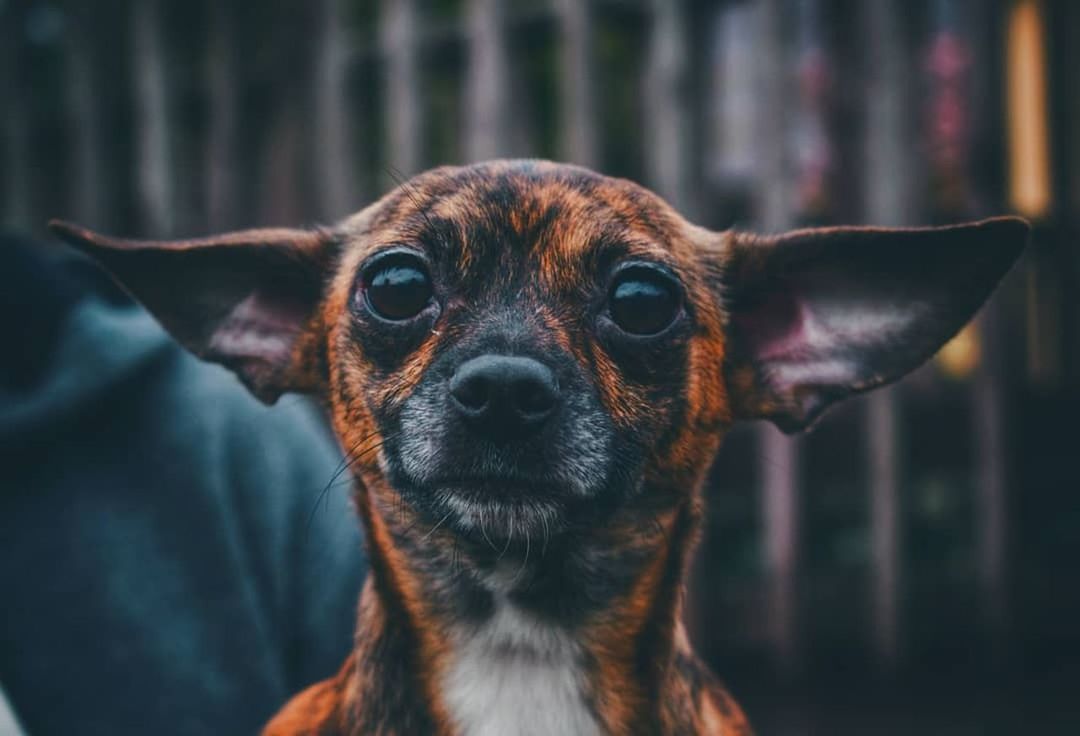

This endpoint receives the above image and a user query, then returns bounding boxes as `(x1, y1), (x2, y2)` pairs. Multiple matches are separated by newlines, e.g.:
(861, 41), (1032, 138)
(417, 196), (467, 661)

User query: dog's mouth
(428, 474), (561, 499)
(392, 470), (575, 545)
(384, 388), (621, 545)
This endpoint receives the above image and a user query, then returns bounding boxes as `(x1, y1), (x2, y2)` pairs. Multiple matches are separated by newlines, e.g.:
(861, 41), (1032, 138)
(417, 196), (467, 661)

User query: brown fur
(269, 162), (748, 734)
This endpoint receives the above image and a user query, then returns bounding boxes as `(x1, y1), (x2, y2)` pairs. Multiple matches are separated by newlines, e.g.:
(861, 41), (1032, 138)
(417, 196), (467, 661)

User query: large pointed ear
(48, 220), (339, 404)
(713, 217), (1029, 433)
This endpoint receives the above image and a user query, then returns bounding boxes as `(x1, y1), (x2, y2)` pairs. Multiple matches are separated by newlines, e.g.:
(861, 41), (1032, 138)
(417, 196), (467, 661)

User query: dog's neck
(347, 477), (704, 735)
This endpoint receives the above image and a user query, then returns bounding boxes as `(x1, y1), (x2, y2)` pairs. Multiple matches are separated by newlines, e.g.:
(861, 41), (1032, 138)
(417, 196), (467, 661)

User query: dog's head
(51, 160), (1028, 545)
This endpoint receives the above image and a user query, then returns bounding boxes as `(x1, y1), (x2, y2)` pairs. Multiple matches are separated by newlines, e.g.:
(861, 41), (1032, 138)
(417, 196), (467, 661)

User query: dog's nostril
(449, 373), (490, 413)
(514, 378), (556, 416)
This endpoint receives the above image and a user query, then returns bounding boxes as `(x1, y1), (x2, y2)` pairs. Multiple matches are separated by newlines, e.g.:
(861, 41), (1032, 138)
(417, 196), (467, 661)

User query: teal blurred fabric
(0, 233), (366, 735)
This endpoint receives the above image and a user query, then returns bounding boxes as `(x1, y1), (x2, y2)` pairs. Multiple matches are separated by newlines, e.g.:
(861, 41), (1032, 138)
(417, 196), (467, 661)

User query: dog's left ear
(709, 216), (1029, 432)
(49, 220), (338, 404)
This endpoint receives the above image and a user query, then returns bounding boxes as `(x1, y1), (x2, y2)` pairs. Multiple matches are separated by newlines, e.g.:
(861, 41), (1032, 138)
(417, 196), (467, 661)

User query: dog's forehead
(343, 161), (691, 280)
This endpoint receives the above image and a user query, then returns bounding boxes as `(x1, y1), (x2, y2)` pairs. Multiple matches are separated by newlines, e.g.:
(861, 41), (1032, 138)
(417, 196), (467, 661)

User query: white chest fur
(441, 598), (601, 736)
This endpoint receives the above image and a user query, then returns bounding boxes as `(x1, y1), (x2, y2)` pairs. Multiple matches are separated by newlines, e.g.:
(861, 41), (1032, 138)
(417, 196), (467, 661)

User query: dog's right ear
(48, 220), (338, 404)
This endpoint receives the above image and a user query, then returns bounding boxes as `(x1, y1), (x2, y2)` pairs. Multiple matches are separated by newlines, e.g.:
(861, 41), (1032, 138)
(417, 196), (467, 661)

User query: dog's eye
(362, 252), (433, 321)
(608, 266), (681, 336)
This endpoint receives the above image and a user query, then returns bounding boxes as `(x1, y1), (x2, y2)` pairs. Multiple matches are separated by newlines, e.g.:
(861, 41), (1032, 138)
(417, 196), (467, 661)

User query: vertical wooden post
(260, 104), (306, 226)
(65, 9), (106, 228)
(760, 429), (800, 675)
(974, 299), (1008, 644)
(258, 6), (311, 227)
(1068, 0), (1080, 218)
(1008, 0), (1058, 388)
(862, 0), (914, 672)
(866, 393), (900, 669)
(556, 0), (597, 168)
(756, 0), (793, 234)
(644, 0), (693, 214)
(1006, 0), (1052, 220)
(1058, 0), (1080, 384)
(2, 18), (32, 231)
(755, 0), (801, 676)
(707, 2), (759, 189)
(969, 0), (1008, 657)
(464, 0), (511, 163)
(132, 0), (173, 235)
(312, 0), (356, 220)
(205, 0), (239, 231)
(380, 0), (423, 177)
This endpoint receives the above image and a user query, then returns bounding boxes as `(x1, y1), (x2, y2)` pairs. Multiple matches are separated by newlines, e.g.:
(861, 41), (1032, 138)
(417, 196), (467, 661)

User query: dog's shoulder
(262, 676), (346, 736)
(661, 648), (754, 735)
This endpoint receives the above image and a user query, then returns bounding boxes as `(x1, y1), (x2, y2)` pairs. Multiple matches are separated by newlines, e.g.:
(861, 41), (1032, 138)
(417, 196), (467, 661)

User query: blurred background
(2, 0), (1078, 733)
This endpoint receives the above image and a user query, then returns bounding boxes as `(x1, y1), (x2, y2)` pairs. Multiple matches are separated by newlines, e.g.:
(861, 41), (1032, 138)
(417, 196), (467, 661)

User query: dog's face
(324, 163), (732, 541)
(52, 160), (1028, 545)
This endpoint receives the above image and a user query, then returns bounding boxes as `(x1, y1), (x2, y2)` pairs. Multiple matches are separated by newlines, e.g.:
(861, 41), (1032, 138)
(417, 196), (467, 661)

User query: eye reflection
(608, 266), (681, 336)
(362, 252), (433, 321)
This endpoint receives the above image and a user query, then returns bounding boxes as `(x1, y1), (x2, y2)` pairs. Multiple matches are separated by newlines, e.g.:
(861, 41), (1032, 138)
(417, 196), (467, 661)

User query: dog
(51, 160), (1028, 735)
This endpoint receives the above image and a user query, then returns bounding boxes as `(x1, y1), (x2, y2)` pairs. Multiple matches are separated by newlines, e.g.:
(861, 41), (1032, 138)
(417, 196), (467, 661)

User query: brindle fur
(266, 162), (749, 735)
(52, 159), (1028, 736)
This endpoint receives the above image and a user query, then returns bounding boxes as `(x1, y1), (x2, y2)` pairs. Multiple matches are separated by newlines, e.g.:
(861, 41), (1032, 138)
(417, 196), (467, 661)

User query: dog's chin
(399, 476), (574, 546)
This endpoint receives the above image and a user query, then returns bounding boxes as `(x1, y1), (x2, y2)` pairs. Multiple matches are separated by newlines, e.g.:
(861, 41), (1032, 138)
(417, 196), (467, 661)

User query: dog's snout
(449, 355), (559, 438)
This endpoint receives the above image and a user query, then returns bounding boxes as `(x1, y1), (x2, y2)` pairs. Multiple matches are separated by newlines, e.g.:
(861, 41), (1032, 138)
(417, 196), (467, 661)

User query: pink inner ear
(731, 285), (855, 429)
(207, 290), (306, 365)
(734, 286), (809, 363)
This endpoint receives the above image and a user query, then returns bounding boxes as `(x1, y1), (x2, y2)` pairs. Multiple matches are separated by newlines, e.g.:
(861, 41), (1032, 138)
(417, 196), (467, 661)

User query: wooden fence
(3, 0), (1078, 689)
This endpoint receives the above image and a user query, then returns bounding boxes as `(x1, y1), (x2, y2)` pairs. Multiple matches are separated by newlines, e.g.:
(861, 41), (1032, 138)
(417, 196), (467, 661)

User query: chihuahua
(52, 160), (1028, 735)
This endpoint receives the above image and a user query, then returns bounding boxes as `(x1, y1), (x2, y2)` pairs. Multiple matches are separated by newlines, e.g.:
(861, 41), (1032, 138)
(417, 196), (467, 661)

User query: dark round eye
(608, 266), (681, 336)
(361, 252), (433, 321)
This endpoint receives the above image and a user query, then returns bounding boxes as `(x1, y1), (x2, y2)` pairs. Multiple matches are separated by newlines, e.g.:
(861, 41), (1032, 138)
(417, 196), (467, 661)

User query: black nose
(449, 355), (560, 438)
